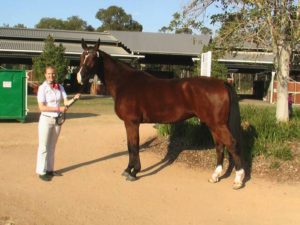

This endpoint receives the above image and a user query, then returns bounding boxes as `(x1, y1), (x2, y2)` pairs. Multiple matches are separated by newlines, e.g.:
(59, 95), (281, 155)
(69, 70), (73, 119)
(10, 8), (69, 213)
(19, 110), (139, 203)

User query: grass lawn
(27, 94), (115, 115)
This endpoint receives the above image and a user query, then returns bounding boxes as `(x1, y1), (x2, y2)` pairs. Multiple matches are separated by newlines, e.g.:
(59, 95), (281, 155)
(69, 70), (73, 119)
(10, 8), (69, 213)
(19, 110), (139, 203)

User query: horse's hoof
(208, 176), (219, 183)
(126, 175), (138, 181)
(233, 169), (245, 190)
(122, 171), (130, 177)
(233, 182), (243, 190)
(208, 174), (220, 183)
(209, 166), (222, 183)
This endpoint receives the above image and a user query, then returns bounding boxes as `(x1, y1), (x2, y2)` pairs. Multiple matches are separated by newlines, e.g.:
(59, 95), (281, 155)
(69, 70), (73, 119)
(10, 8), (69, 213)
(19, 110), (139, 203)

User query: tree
(35, 16), (94, 31)
(199, 44), (228, 80)
(63, 16), (91, 30)
(159, 12), (212, 35)
(185, 0), (300, 122)
(35, 18), (65, 30)
(32, 35), (69, 83)
(0, 23), (27, 28)
(13, 24), (27, 28)
(95, 6), (143, 31)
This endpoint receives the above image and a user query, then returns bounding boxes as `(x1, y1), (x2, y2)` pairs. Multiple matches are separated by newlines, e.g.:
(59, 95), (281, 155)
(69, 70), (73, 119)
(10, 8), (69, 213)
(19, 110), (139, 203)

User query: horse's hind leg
(122, 122), (141, 181)
(208, 140), (224, 183)
(210, 125), (245, 189)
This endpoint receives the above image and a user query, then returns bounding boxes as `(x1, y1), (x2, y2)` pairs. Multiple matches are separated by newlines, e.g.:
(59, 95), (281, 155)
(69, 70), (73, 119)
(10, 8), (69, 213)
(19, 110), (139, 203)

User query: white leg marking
(77, 54), (89, 85)
(209, 165), (223, 183)
(233, 169), (245, 190)
(76, 70), (82, 85)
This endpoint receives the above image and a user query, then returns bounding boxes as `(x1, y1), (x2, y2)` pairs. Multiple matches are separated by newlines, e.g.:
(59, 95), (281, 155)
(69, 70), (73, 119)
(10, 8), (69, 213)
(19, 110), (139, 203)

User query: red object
(52, 83), (60, 90)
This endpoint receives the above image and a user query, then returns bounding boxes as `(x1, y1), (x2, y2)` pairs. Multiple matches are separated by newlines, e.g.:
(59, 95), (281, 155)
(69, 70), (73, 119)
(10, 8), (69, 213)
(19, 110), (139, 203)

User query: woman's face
(45, 67), (56, 83)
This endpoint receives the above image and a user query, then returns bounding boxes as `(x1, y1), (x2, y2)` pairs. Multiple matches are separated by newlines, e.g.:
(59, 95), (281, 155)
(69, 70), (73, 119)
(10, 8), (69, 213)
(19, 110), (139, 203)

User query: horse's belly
(115, 98), (194, 123)
(142, 106), (194, 123)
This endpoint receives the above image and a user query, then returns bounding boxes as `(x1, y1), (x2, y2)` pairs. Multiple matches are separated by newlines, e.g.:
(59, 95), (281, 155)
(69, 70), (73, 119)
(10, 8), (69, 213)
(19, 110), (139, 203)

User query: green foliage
(157, 118), (214, 147)
(35, 16), (94, 31)
(36, 17), (64, 30)
(201, 45), (228, 80)
(96, 6), (142, 32)
(32, 35), (69, 83)
(240, 106), (300, 161)
(64, 16), (92, 31)
(156, 105), (300, 162)
(27, 95), (115, 115)
(0, 64), (30, 70)
(159, 12), (211, 35)
(185, 1), (299, 122)
(211, 60), (228, 80)
(13, 24), (27, 28)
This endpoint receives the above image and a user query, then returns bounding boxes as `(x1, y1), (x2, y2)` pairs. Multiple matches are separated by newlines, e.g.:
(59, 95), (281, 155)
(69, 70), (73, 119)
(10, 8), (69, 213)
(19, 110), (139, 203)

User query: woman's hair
(45, 65), (56, 70)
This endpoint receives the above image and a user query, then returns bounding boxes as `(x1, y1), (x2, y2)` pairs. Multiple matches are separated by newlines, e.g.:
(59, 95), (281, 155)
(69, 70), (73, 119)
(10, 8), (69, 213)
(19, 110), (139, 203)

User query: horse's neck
(102, 53), (134, 98)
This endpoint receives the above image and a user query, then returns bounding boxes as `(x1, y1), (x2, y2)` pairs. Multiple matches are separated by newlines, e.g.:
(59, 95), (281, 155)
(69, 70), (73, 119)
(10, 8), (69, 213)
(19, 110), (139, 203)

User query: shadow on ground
(139, 121), (258, 185)
(56, 120), (257, 186)
(56, 138), (156, 175)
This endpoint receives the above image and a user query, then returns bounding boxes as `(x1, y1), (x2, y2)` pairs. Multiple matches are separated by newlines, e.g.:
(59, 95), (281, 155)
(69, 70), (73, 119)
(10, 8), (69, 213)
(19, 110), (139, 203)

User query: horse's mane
(99, 50), (157, 79)
(99, 50), (135, 71)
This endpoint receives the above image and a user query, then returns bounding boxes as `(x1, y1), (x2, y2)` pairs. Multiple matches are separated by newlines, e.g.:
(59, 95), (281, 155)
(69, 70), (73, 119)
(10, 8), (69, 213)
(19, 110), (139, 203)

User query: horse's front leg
(122, 122), (140, 181)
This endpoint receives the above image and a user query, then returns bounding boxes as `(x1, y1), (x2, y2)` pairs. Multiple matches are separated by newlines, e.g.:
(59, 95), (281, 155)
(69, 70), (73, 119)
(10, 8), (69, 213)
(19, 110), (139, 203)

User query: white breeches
(36, 115), (61, 175)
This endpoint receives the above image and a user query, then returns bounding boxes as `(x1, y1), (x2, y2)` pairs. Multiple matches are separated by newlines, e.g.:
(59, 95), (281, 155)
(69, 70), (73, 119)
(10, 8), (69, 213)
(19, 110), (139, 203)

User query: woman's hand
(73, 93), (81, 100)
(65, 94), (81, 109)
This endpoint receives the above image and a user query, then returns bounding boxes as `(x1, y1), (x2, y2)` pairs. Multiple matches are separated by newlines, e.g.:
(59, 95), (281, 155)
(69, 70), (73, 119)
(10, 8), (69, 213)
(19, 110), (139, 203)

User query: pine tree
(33, 35), (69, 83)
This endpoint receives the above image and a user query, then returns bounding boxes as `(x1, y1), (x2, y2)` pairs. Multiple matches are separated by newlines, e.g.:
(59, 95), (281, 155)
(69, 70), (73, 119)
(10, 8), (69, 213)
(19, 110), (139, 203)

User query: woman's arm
(63, 93), (81, 108)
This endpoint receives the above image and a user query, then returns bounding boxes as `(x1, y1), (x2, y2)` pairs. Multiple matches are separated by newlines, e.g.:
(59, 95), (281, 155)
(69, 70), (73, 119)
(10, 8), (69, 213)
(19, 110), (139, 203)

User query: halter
(80, 49), (105, 86)
(83, 49), (100, 62)
(78, 50), (100, 79)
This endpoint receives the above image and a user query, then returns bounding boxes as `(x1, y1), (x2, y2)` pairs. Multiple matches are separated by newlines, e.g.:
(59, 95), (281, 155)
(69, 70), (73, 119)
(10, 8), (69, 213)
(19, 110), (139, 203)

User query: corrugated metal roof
(219, 51), (274, 64)
(0, 39), (130, 57)
(109, 31), (211, 56)
(0, 27), (117, 43)
(0, 28), (278, 65)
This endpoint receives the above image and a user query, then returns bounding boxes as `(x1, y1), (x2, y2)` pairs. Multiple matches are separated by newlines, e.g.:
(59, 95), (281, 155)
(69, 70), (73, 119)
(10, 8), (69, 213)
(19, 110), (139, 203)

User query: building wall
(271, 81), (300, 105)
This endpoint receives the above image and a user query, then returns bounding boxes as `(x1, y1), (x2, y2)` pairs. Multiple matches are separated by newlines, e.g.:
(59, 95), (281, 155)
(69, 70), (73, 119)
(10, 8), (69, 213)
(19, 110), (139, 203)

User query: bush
(157, 118), (214, 147)
(156, 105), (300, 162)
(240, 106), (300, 161)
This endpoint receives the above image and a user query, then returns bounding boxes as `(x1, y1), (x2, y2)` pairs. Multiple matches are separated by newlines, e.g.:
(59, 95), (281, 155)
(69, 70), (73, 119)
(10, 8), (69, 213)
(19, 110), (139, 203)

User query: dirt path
(0, 113), (300, 225)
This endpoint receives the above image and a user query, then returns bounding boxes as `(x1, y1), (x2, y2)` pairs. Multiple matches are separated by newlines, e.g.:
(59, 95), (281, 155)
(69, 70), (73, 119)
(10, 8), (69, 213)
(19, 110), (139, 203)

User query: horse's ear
(94, 38), (100, 50)
(81, 38), (87, 50)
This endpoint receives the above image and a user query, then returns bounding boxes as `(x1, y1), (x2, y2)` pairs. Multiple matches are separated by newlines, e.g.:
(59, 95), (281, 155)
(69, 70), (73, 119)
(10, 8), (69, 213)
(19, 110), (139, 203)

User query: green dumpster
(0, 69), (28, 122)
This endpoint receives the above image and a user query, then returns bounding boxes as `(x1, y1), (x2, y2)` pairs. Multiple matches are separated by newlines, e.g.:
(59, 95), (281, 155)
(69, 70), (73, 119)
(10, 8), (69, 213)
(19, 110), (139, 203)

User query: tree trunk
(275, 43), (291, 122)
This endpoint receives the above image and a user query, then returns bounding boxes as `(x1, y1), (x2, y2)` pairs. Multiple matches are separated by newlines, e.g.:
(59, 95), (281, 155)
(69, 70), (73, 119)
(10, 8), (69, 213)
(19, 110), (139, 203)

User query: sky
(0, 0), (218, 33)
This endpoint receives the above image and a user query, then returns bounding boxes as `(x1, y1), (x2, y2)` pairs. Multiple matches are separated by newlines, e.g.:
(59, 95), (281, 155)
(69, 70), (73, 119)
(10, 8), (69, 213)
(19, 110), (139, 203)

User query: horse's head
(77, 38), (102, 86)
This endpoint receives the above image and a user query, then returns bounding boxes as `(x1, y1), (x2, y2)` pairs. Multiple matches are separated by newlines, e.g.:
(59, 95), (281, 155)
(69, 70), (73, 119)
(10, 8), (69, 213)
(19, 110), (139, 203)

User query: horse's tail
(224, 82), (242, 155)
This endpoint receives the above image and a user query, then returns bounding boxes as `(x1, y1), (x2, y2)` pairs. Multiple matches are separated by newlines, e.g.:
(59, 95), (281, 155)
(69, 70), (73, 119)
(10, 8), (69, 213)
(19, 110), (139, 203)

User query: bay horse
(77, 39), (245, 189)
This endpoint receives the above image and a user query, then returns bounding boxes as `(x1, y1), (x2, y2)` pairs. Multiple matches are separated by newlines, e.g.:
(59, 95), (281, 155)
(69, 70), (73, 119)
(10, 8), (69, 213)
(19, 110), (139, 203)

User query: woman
(36, 65), (80, 181)
(288, 93), (293, 118)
